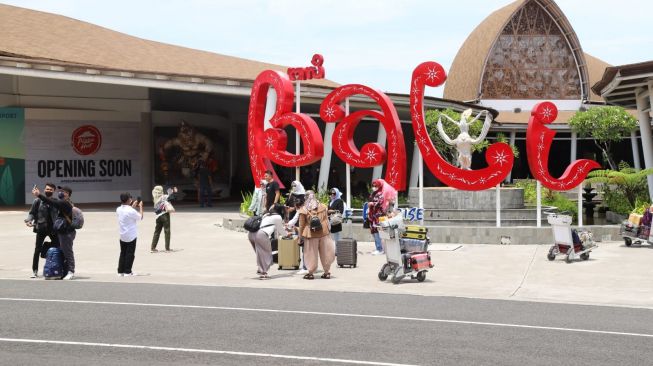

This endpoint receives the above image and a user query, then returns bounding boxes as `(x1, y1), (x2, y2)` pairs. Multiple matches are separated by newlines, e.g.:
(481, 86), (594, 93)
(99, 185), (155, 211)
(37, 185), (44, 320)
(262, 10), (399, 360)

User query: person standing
(151, 185), (178, 253)
(248, 179), (267, 216)
(298, 191), (335, 280)
(32, 185), (77, 280)
(367, 179), (397, 255)
(263, 170), (280, 213)
(247, 204), (285, 279)
(195, 159), (213, 208)
(24, 183), (59, 278)
(327, 187), (345, 244)
(116, 193), (144, 276)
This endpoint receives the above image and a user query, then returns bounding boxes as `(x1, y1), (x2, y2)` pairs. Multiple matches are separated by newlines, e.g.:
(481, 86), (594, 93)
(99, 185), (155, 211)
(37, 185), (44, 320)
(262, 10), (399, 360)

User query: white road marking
(0, 337), (416, 366)
(1, 297), (652, 339)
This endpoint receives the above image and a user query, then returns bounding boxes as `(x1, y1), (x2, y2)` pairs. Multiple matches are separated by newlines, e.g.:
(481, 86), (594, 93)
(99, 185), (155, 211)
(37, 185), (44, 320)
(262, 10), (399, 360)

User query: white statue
(436, 109), (492, 170)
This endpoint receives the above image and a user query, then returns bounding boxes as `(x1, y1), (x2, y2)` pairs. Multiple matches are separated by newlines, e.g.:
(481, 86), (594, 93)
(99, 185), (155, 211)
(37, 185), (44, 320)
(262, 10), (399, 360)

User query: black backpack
(309, 212), (322, 232)
(244, 215), (263, 232)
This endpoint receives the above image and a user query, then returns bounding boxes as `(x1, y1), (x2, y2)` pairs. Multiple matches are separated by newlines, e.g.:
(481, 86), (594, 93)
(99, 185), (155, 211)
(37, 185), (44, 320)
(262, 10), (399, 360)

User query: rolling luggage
(278, 236), (300, 270)
(409, 252), (432, 271)
(43, 247), (64, 280)
(401, 225), (428, 240)
(337, 221), (357, 268)
(271, 238), (278, 264)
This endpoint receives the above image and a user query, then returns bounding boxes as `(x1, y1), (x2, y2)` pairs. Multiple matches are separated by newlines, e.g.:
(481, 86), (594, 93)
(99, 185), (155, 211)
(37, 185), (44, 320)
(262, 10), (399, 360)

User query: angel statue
(436, 109), (492, 170)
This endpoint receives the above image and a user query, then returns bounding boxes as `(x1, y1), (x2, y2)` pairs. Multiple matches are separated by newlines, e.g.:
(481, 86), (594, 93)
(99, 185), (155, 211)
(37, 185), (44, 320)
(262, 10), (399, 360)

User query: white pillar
(419, 148), (424, 226)
(264, 88), (276, 129)
(345, 99), (351, 208)
(496, 184), (501, 227)
(631, 131), (641, 170)
(636, 90), (653, 202)
(317, 123), (335, 192)
(295, 81), (301, 181)
(570, 131), (577, 164)
(536, 180), (542, 228)
(505, 131), (516, 183)
(577, 184), (583, 227)
(409, 142), (420, 187)
(372, 126), (386, 180)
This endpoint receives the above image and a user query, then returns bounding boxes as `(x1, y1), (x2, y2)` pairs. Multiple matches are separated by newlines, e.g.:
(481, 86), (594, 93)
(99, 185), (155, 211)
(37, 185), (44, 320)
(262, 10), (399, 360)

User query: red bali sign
(71, 125), (102, 156)
(320, 84), (407, 191)
(526, 102), (600, 190)
(287, 54), (325, 81)
(247, 70), (324, 185)
(409, 62), (514, 190)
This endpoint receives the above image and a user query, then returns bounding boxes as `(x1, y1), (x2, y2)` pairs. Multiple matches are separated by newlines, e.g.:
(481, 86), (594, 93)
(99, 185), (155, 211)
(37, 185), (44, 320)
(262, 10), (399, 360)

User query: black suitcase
(337, 222), (357, 268)
(271, 238), (278, 264)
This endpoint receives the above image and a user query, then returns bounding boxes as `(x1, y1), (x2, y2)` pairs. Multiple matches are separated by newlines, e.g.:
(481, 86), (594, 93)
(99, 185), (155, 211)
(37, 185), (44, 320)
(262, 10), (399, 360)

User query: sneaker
(117, 273), (124, 277)
(123, 272), (136, 277)
(164, 249), (173, 253)
(63, 272), (74, 280)
(371, 250), (382, 255)
(150, 249), (158, 253)
(30, 271), (37, 278)
(297, 268), (309, 275)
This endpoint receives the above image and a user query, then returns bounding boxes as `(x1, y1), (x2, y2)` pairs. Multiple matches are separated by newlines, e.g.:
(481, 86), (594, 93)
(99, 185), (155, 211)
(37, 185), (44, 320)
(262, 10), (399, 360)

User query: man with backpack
(32, 185), (80, 280)
(24, 183), (59, 278)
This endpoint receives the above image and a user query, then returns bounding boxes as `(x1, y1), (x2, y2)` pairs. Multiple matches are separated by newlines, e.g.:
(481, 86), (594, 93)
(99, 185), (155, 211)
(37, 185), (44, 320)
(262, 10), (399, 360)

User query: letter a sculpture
(436, 109), (492, 170)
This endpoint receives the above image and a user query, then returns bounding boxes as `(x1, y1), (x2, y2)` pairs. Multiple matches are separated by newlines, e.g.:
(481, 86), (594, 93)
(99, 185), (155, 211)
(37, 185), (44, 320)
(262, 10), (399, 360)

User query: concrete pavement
(1, 206), (652, 309)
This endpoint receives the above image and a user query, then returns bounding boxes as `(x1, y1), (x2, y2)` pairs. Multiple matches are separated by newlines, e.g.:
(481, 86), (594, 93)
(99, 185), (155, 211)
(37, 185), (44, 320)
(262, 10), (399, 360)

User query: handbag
(329, 212), (343, 226)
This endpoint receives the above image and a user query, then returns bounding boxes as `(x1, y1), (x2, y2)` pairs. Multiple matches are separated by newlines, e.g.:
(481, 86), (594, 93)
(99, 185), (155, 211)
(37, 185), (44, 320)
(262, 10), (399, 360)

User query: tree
(424, 108), (518, 166)
(568, 106), (638, 170)
(586, 161), (653, 209)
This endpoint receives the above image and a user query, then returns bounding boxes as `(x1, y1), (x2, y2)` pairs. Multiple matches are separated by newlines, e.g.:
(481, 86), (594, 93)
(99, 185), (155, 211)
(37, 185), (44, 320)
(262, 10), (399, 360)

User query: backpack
(244, 215), (263, 232)
(43, 247), (64, 279)
(64, 207), (84, 230)
(309, 212), (322, 232)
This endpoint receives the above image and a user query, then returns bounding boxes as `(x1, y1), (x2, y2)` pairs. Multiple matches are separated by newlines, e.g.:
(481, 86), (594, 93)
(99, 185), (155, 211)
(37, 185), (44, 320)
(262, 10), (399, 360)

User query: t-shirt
(265, 180), (280, 210)
(116, 204), (142, 242)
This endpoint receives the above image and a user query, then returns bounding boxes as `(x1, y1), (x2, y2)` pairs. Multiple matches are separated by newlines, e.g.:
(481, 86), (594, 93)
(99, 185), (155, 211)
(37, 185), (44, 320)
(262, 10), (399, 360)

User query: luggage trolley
(546, 213), (597, 263)
(377, 215), (433, 284)
(618, 214), (651, 247)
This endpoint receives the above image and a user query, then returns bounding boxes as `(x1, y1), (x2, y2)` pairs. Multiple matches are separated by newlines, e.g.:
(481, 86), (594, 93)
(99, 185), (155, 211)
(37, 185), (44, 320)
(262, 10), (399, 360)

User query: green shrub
(515, 179), (577, 219)
(240, 191), (253, 216)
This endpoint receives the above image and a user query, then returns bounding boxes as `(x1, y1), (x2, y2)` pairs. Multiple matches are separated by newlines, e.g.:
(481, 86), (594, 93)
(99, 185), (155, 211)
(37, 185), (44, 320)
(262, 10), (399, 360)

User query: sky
(2, 0), (652, 97)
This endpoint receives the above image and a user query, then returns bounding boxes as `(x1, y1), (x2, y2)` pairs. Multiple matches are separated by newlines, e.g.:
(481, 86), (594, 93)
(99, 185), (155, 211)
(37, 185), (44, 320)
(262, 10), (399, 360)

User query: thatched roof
(443, 0), (609, 103)
(0, 4), (339, 88)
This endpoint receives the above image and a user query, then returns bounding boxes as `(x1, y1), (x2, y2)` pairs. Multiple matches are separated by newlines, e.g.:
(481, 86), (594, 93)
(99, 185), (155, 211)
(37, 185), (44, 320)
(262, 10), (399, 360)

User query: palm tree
(586, 162), (653, 208)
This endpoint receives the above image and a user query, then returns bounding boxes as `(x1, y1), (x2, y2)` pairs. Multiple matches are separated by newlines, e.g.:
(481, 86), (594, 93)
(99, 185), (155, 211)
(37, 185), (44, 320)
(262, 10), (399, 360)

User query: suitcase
(278, 237), (300, 270)
(43, 247), (64, 280)
(337, 221), (357, 268)
(399, 238), (428, 253)
(402, 225), (428, 240)
(409, 252), (432, 271)
(271, 238), (278, 264)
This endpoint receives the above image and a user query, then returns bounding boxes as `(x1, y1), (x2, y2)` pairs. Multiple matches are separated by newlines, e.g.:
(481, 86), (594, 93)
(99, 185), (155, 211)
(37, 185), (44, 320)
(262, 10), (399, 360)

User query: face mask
(57, 192), (65, 199)
(44, 191), (53, 197)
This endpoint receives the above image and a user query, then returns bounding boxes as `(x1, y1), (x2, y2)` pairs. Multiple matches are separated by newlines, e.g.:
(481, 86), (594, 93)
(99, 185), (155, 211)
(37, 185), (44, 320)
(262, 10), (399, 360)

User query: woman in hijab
(327, 187), (346, 244)
(286, 180), (306, 219)
(298, 190), (335, 279)
(248, 179), (267, 216)
(151, 185), (178, 253)
(367, 179), (397, 255)
(248, 204), (285, 279)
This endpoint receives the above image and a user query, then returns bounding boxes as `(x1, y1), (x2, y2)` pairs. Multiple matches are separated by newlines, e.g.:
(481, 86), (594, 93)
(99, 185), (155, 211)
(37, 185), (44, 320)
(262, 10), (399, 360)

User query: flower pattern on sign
(409, 61), (514, 190)
(247, 70), (324, 185)
(320, 84), (407, 191)
(526, 101), (600, 190)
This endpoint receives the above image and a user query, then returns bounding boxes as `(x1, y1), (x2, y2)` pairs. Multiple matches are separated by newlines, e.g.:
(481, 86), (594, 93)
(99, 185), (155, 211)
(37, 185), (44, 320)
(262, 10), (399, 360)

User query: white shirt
(259, 214), (285, 239)
(116, 204), (142, 242)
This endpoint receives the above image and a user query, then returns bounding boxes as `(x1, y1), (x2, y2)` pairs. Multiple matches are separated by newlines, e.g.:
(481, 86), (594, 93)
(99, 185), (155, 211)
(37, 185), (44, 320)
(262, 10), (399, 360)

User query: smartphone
(32, 184), (37, 190)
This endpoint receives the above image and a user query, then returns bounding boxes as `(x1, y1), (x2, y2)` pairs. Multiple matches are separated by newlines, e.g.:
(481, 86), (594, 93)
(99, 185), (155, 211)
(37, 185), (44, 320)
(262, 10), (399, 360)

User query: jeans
(58, 230), (76, 274)
(151, 213), (171, 250)
(118, 238), (137, 274)
(199, 183), (212, 207)
(33, 230), (59, 272)
(373, 232), (383, 252)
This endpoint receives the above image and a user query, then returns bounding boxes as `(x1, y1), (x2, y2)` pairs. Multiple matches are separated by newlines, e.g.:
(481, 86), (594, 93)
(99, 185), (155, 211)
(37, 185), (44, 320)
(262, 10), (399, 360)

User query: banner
(0, 108), (25, 205)
(25, 120), (140, 203)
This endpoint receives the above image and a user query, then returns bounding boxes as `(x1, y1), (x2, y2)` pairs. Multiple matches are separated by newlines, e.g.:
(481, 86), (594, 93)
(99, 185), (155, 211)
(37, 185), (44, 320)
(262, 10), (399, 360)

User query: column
(371, 126), (386, 180)
(570, 131), (577, 163)
(505, 131), (516, 183)
(631, 131), (641, 170)
(409, 142), (420, 187)
(317, 123), (335, 192)
(636, 88), (653, 201)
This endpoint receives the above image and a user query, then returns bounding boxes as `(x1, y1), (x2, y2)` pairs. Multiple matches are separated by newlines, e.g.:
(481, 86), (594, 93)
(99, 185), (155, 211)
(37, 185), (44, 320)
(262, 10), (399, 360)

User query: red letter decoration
(410, 61), (514, 190)
(248, 70), (324, 185)
(526, 102), (600, 190)
(320, 85), (407, 191)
